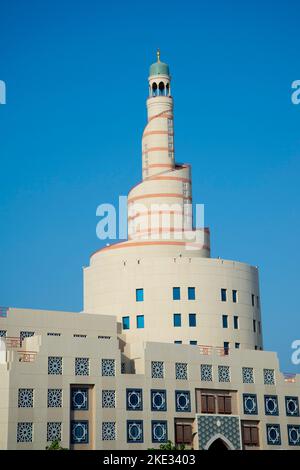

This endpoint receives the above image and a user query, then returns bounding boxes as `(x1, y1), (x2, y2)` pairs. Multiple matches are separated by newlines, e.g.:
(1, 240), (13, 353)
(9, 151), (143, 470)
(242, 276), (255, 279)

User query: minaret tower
(127, 51), (210, 253)
(84, 53), (263, 353)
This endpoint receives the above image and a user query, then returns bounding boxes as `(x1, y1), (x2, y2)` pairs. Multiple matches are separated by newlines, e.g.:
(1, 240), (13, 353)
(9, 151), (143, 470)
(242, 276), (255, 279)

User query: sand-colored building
(0, 53), (299, 450)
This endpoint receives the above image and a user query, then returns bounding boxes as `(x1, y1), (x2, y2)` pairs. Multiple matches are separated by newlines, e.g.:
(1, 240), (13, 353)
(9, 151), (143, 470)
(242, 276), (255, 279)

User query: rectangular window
(174, 340), (182, 344)
(189, 313), (196, 327)
(201, 394), (216, 413)
(232, 290), (238, 303)
(235, 342), (240, 349)
(188, 287), (195, 300)
(221, 288), (227, 302)
(136, 315), (144, 329)
(190, 340), (197, 345)
(224, 341), (229, 355)
(242, 423), (259, 447)
(173, 287), (181, 300)
(251, 294), (255, 307)
(233, 316), (239, 329)
(217, 395), (232, 414)
(222, 315), (228, 328)
(257, 296), (260, 308)
(258, 321), (261, 334)
(173, 314), (181, 327)
(175, 424), (192, 445)
(122, 316), (130, 330)
(253, 319), (256, 333)
(136, 288), (144, 302)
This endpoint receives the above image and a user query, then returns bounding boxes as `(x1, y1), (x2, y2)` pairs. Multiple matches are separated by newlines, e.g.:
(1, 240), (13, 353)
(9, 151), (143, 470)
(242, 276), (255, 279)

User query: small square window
(222, 315), (228, 328)
(232, 290), (238, 303)
(221, 289), (227, 302)
(173, 287), (181, 300)
(122, 316), (130, 330)
(235, 342), (240, 349)
(173, 313), (181, 327)
(136, 289), (144, 302)
(136, 315), (144, 329)
(189, 313), (196, 327)
(188, 287), (195, 300)
(234, 316), (239, 329)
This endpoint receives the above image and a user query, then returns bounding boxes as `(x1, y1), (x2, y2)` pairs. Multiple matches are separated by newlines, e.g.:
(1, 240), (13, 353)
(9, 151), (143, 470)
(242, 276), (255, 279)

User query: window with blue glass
(232, 290), (238, 303)
(264, 395), (279, 416)
(126, 389), (143, 411)
(285, 396), (299, 416)
(188, 287), (195, 300)
(190, 340), (197, 345)
(189, 313), (196, 327)
(136, 315), (144, 329)
(243, 394), (258, 415)
(151, 389), (167, 411)
(221, 288), (227, 302)
(222, 315), (228, 328)
(266, 424), (281, 445)
(173, 314), (181, 327)
(127, 420), (143, 443)
(174, 341), (182, 344)
(235, 343), (240, 349)
(287, 424), (300, 446)
(152, 421), (168, 443)
(223, 341), (229, 354)
(173, 287), (180, 300)
(136, 289), (144, 302)
(122, 316), (130, 330)
(175, 390), (191, 412)
(70, 421), (89, 444)
(234, 316), (239, 329)
(71, 388), (88, 410)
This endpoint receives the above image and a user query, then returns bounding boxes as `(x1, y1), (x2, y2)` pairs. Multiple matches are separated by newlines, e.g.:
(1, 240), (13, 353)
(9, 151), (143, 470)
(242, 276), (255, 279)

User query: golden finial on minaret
(156, 48), (160, 62)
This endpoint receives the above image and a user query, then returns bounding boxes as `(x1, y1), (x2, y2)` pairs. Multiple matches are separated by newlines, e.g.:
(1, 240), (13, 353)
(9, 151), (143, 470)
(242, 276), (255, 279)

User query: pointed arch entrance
(204, 433), (235, 450)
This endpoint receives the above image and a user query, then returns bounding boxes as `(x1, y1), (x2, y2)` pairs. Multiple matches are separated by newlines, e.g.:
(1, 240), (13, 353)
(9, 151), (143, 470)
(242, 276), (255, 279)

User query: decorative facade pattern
(18, 388), (33, 408)
(243, 394), (258, 415)
(151, 389), (167, 411)
(263, 369), (275, 385)
(75, 357), (89, 376)
(175, 390), (191, 412)
(102, 359), (115, 377)
(285, 396), (299, 417)
(20, 331), (34, 341)
(152, 421), (168, 443)
(151, 361), (164, 379)
(201, 364), (213, 382)
(287, 425), (300, 446)
(71, 388), (88, 410)
(71, 421), (89, 444)
(175, 362), (188, 380)
(102, 390), (116, 408)
(102, 422), (116, 441)
(197, 415), (241, 450)
(48, 356), (62, 375)
(127, 420), (143, 443)
(47, 422), (62, 442)
(264, 395), (279, 416)
(266, 424), (281, 445)
(126, 389), (143, 411)
(242, 367), (254, 384)
(218, 365), (230, 383)
(47, 389), (62, 408)
(17, 422), (33, 443)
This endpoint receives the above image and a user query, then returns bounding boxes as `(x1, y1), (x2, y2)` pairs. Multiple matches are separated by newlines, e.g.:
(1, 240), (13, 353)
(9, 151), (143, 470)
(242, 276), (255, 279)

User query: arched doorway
(207, 438), (229, 450)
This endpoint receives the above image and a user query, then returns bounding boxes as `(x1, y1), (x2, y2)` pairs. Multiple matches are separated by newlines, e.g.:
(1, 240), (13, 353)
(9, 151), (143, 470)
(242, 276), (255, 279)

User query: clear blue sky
(0, 0), (299, 371)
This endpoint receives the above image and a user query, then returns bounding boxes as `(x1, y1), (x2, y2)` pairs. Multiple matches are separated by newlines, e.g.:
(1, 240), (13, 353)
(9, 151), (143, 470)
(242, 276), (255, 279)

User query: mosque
(0, 52), (299, 450)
